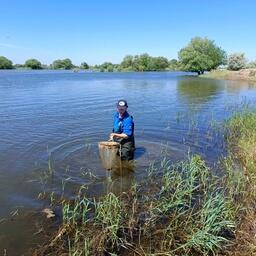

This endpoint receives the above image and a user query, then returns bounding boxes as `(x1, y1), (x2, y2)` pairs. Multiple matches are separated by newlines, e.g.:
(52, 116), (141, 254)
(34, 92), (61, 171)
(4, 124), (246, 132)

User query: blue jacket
(112, 111), (134, 137)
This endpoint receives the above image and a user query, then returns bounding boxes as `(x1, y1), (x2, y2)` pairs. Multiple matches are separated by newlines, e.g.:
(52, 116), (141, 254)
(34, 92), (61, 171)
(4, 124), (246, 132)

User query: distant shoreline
(0, 69), (186, 73)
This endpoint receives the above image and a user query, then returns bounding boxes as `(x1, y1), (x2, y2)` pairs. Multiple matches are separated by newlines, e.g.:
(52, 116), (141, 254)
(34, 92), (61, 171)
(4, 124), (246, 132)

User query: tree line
(1, 37), (255, 74)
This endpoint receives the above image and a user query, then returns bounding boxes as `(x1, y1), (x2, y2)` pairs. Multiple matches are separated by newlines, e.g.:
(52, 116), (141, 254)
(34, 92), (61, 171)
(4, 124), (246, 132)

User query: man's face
(117, 106), (127, 115)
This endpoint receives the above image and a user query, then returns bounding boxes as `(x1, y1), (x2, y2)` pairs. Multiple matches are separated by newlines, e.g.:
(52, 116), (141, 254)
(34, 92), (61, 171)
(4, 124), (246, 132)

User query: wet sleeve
(113, 113), (120, 133)
(112, 114), (116, 132)
(122, 117), (133, 136)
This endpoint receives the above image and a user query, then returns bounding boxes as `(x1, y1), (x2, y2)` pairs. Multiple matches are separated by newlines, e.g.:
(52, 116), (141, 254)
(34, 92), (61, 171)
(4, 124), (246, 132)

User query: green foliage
(51, 58), (74, 69)
(227, 53), (247, 70)
(144, 155), (235, 255)
(150, 56), (169, 71)
(183, 193), (235, 253)
(133, 53), (151, 71)
(0, 56), (13, 69)
(13, 64), (24, 69)
(169, 58), (180, 70)
(224, 109), (256, 255)
(120, 55), (133, 69)
(80, 62), (89, 69)
(95, 193), (122, 246)
(120, 53), (169, 71)
(247, 61), (256, 68)
(24, 58), (42, 69)
(63, 197), (90, 225)
(94, 62), (115, 72)
(178, 37), (226, 75)
(226, 108), (256, 175)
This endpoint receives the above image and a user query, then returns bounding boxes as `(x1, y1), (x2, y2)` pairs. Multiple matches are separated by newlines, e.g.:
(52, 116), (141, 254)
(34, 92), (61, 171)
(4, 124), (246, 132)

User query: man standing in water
(110, 99), (135, 160)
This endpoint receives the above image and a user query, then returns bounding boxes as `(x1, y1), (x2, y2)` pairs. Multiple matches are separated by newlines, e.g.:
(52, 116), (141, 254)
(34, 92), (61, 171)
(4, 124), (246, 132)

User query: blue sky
(0, 0), (255, 65)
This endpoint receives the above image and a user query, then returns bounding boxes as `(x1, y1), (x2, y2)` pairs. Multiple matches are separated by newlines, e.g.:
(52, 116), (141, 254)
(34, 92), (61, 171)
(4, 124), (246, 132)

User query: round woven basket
(98, 141), (120, 170)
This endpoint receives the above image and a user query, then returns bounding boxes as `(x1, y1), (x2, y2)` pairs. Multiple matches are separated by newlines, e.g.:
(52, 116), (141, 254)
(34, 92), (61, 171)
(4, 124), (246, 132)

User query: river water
(1, 70), (256, 254)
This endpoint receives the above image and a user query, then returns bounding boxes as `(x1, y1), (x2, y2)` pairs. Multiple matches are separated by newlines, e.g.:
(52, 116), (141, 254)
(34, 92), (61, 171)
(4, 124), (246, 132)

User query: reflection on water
(1, 71), (256, 254)
(111, 159), (135, 177)
(177, 76), (223, 104)
(106, 160), (135, 194)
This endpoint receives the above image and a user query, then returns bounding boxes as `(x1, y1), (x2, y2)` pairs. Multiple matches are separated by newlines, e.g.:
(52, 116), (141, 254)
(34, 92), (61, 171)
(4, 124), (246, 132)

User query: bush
(25, 59), (42, 69)
(80, 62), (89, 69)
(227, 53), (246, 71)
(169, 59), (180, 70)
(0, 56), (13, 69)
(51, 58), (74, 69)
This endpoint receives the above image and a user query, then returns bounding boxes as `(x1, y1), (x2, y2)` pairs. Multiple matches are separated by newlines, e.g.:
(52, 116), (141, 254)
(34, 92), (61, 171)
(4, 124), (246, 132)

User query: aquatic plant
(223, 107), (256, 254)
(95, 193), (123, 247)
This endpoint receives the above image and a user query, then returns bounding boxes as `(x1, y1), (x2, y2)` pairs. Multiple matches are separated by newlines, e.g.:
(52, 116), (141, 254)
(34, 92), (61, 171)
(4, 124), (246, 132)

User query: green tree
(97, 62), (114, 72)
(227, 53), (246, 70)
(133, 53), (151, 71)
(121, 55), (134, 69)
(178, 37), (226, 75)
(169, 59), (180, 70)
(80, 62), (89, 69)
(51, 58), (74, 69)
(0, 56), (13, 69)
(51, 59), (63, 69)
(107, 64), (114, 72)
(120, 54), (170, 71)
(25, 59), (42, 69)
(150, 57), (169, 71)
(62, 58), (73, 69)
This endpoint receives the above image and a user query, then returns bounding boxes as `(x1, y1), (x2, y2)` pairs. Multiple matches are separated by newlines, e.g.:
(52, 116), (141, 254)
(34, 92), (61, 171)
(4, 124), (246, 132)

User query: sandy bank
(201, 68), (256, 82)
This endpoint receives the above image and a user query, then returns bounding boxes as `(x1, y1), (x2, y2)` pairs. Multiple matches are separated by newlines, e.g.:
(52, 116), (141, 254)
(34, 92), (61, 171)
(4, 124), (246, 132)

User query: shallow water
(1, 70), (256, 254)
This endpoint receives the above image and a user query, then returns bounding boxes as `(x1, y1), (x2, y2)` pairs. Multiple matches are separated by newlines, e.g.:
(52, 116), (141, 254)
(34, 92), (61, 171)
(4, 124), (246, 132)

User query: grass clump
(227, 108), (256, 174)
(223, 108), (256, 255)
(95, 193), (123, 247)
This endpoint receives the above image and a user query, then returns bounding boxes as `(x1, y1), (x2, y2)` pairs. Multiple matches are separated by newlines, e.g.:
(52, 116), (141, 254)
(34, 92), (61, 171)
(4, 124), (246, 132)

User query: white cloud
(0, 43), (23, 49)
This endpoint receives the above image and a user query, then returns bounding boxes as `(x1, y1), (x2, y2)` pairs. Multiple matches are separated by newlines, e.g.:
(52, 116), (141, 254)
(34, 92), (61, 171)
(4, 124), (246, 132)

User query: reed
(223, 107), (256, 254)
(95, 193), (123, 248)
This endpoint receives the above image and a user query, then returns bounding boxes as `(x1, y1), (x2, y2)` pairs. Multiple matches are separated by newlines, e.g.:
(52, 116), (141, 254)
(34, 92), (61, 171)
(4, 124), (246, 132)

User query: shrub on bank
(0, 56), (13, 69)
(227, 53), (247, 71)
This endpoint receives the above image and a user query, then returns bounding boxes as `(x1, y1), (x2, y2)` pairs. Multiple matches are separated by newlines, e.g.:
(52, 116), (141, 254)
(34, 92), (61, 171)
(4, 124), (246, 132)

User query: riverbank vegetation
(224, 108), (256, 255)
(201, 53), (256, 82)
(33, 109), (256, 255)
(201, 69), (256, 82)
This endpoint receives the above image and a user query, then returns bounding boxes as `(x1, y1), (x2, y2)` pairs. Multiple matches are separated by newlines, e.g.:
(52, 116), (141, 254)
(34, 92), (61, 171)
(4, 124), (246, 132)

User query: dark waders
(115, 136), (135, 161)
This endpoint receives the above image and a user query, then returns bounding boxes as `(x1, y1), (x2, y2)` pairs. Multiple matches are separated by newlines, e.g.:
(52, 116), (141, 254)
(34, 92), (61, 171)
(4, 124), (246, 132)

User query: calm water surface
(1, 70), (256, 254)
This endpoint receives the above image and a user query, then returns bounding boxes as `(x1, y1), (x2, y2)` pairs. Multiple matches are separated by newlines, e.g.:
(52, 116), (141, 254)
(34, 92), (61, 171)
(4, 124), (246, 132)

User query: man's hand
(109, 133), (115, 141)
(109, 133), (128, 140)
